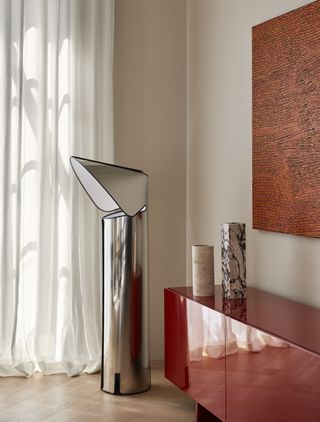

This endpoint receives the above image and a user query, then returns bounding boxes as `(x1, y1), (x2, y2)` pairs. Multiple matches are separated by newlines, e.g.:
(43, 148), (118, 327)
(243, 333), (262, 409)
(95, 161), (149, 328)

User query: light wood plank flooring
(0, 361), (195, 422)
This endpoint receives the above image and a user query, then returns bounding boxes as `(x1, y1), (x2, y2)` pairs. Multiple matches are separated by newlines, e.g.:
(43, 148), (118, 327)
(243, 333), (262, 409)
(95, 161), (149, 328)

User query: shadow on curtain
(0, 0), (114, 377)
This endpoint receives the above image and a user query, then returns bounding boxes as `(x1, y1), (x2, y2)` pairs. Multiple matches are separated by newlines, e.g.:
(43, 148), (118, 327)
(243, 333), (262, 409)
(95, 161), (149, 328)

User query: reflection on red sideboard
(164, 286), (320, 422)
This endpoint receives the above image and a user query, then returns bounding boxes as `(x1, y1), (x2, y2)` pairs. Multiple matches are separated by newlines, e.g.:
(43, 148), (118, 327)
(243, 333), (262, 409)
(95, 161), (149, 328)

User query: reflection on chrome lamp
(70, 156), (150, 395)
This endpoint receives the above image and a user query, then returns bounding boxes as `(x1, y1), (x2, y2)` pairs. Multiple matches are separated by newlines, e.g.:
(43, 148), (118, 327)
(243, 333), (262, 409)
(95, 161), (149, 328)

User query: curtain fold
(0, 0), (114, 377)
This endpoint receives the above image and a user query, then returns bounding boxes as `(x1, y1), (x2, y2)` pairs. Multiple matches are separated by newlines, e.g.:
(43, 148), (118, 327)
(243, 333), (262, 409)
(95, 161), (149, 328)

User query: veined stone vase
(221, 222), (246, 299)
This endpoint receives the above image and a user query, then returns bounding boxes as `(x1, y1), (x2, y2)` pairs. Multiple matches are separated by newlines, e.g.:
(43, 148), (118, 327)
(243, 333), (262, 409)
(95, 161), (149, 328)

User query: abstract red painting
(252, 1), (320, 237)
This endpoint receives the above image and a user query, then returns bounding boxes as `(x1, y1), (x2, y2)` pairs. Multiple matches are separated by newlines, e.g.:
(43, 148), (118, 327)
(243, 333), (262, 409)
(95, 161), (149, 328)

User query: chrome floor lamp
(70, 156), (150, 395)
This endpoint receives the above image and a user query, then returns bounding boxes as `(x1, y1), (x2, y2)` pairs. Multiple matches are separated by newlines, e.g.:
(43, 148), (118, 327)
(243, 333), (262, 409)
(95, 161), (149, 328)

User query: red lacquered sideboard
(164, 286), (320, 422)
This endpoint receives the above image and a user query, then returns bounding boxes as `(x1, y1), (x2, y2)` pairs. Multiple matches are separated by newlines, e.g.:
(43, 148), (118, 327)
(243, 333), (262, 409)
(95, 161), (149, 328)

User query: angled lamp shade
(70, 156), (150, 395)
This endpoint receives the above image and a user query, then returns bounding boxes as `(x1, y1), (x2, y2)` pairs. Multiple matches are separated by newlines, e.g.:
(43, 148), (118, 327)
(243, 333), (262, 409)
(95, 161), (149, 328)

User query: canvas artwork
(252, 1), (320, 237)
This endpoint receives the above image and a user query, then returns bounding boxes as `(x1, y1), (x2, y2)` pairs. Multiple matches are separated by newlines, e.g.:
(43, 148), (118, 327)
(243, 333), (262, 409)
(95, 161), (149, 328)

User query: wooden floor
(0, 361), (195, 422)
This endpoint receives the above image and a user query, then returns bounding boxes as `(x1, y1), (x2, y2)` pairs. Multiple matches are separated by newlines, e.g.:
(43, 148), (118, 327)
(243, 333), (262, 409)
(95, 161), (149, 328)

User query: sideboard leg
(196, 403), (222, 422)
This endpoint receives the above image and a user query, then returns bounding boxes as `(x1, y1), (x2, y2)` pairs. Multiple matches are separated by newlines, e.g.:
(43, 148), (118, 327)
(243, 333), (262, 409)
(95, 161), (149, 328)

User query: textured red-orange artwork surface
(252, 1), (320, 237)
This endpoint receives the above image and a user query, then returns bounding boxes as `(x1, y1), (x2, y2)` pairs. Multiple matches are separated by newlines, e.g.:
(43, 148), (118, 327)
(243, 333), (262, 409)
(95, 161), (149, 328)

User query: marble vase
(192, 245), (214, 296)
(221, 223), (246, 299)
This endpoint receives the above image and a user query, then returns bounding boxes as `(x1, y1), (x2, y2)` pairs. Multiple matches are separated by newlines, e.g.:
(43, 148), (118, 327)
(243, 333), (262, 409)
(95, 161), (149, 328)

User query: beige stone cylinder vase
(192, 245), (215, 296)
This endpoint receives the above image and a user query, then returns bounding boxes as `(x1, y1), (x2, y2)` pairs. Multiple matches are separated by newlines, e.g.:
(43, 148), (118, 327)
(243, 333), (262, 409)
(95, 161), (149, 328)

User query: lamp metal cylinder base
(101, 210), (150, 394)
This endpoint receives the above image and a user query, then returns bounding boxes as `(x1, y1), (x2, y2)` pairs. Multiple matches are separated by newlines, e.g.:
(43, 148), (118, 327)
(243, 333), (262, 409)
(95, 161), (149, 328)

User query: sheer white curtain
(0, 0), (114, 377)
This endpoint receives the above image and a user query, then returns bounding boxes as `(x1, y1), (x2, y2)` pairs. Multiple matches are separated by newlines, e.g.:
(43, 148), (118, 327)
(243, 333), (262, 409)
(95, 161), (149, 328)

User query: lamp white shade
(70, 156), (148, 217)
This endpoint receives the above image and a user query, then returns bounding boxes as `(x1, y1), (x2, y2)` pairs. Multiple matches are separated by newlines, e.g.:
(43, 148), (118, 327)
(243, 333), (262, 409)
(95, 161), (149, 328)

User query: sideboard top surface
(168, 286), (320, 357)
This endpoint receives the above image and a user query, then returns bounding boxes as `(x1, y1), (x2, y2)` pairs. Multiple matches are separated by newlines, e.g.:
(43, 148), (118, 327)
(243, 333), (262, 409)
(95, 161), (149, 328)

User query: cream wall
(186, 0), (320, 307)
(114, 0), (186, 359)
(114, 0), (320, 360)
